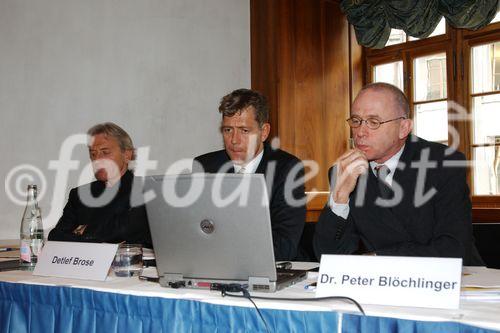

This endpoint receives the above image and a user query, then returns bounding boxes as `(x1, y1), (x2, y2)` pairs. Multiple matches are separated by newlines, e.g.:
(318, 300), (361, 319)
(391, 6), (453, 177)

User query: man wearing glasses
(313, 82), (483, 265)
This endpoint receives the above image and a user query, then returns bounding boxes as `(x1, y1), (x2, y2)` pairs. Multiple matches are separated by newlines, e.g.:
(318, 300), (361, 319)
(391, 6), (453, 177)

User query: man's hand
(332, 149), (369, 204)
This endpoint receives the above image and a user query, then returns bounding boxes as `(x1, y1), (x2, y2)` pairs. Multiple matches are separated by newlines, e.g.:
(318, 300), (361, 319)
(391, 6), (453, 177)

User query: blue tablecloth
(0, 281), (497, 333)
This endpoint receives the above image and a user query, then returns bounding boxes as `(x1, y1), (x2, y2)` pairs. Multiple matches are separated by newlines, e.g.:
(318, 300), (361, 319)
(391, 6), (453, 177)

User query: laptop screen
(144, 173), (277, 283)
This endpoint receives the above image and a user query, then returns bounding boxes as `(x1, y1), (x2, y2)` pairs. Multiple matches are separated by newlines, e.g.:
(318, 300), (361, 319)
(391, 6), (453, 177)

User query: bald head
(350, 83), (413, 163)
(357, 82), (410, 119)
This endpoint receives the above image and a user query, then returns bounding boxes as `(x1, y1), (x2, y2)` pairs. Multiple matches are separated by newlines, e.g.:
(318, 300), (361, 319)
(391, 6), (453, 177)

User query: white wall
(0, 0), (250, 239)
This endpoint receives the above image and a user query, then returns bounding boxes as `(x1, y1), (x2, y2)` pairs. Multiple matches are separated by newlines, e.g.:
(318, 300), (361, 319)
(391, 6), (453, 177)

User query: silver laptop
(144, 173), (306, 292)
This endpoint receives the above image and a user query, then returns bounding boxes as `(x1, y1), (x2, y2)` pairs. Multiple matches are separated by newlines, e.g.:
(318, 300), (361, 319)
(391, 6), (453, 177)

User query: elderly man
(313, 83), (483, 265)
(193, 89), (306, 261)
(48, 122), (152, 247)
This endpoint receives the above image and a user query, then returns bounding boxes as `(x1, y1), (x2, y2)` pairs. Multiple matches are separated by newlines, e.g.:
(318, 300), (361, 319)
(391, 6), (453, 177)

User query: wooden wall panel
(350, 25), (364, 104)
(322, 0), (350, 184)
(286, 0), (324, 183)
(250, 0), (279, 139)
(251, 0), (498, 226)
(251, 0), (362, 206)
(275, 0), (296, 154)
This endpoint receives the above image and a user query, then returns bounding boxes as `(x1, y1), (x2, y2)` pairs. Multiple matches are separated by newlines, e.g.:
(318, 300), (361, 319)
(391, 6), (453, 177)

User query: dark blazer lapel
(373, 178), (408, 235)
(255, 144), (274, 197)
(375, 136), (419, 234)
(356, 167), (389, 206)
(391, 136), (419, 200)
(255, 144), (270, 175)
(365, 168), (381, 203)
(353, 155), (408, 236)
(217, 151), (235, 173)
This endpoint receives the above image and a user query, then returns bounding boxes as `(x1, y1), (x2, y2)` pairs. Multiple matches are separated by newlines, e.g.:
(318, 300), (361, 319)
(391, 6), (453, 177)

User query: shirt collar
(233, 149), (264, 174)
(369, 144), (405, 185)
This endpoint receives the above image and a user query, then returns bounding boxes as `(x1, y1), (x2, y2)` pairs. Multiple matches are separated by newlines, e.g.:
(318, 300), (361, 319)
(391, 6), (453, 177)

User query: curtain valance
(341, 0), (499, 48)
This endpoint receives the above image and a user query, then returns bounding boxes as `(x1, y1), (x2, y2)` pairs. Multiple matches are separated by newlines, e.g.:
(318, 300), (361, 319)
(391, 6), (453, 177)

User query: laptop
(0, 260), (20, 272)
(143, 173), (306, 292)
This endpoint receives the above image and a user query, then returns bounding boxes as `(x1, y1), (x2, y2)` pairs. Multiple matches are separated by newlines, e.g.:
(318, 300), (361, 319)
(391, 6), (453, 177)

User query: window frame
(366, 37), (455, 145)
(364, 22), (500, 221)
(461, 28), (500, 200)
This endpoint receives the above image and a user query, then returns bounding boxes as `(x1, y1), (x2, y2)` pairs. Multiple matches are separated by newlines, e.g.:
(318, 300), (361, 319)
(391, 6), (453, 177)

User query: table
(1, 267), (499, 333)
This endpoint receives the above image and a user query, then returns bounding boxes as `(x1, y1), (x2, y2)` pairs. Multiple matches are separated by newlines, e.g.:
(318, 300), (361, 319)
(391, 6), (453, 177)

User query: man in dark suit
(193, 89), (306, 261)
(313, 83), (483, 265)
(48, 122), (152, 247)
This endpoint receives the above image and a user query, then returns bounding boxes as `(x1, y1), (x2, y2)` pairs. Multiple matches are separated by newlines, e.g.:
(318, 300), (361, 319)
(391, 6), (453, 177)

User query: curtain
(341, 0), (499, 49)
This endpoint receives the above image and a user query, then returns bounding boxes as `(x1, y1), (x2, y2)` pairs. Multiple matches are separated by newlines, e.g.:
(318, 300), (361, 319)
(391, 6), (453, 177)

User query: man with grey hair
(48, 122), (152, 247)
(313, 83), (483, 265)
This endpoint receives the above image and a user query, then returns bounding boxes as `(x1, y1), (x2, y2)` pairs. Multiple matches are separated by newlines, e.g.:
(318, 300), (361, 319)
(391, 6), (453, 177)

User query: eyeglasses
(346, 116), (406, 130)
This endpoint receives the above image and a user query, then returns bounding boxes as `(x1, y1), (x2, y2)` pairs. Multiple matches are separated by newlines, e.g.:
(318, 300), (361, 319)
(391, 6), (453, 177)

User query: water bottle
(19, 184), (44, 270)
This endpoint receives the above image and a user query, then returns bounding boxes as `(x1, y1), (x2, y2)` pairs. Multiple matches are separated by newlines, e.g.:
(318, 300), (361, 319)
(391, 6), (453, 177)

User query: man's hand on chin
(333, 149), (369, 204)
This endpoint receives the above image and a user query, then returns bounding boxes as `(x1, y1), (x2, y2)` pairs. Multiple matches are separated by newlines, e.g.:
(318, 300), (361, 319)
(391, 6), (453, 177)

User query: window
(470, 42), (500, 195)
(372, 61), (404, 90)
(370, 52), (450, 144)
(413, 53), (448, 143)
(365, 17), (500, 215)
(386, 29), (406, 47)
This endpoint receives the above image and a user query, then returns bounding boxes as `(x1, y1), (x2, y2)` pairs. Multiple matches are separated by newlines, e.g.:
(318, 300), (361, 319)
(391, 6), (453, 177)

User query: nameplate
(316, 255), (462, 309)
(33, 241), (119, 281)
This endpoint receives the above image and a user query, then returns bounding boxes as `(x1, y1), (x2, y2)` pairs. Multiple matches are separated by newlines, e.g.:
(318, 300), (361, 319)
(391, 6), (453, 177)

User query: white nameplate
(33, 241), (119, 281)
(316, 255), (462, 309)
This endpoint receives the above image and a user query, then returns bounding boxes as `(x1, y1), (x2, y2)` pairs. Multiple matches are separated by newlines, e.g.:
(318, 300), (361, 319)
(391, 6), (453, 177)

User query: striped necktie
(374, 164), (391, 199)
(374, 164), (390, 182)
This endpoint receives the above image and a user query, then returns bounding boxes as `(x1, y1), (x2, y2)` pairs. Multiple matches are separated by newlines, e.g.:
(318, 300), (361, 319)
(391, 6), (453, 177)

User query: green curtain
(341, 0), (499, 49)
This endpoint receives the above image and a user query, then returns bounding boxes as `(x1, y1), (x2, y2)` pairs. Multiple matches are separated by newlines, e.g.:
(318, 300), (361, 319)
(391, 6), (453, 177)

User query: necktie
(237, 167), (246, 174)
(374, 165), (392, 199)
(375, 164), (390, 182)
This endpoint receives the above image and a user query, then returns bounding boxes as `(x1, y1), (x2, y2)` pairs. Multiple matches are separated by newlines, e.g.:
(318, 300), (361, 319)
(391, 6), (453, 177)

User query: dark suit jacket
(48, 170), (152, 247)
(193, 144), (306, 261)
(313, 135), (483, 266)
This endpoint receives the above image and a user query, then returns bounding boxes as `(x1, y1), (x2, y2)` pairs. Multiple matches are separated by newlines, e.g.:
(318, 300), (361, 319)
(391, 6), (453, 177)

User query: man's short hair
(87, 122), (136, 160)
(218, 89), (269, 127)
(359, 82), (410, 118)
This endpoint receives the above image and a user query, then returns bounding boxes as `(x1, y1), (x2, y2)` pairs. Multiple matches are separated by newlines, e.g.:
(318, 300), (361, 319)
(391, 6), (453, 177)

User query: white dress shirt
(233, 149), (264, 174)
